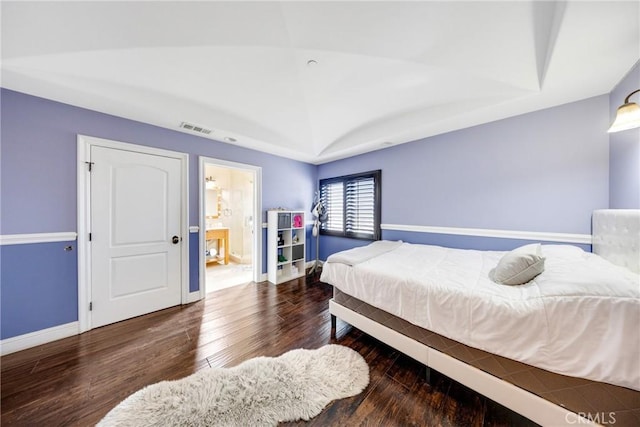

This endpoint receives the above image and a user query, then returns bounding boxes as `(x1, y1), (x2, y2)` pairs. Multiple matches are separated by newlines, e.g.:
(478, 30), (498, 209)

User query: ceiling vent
(180, 121), (213, 135)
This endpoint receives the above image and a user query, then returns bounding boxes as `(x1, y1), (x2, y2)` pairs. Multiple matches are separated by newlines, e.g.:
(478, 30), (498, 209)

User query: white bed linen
(321, 242), (640, 390)
(326, 240), (403, 266)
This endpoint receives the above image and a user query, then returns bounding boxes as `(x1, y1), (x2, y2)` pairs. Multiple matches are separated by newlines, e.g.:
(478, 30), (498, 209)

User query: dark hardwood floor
(1, 276), (537, 426)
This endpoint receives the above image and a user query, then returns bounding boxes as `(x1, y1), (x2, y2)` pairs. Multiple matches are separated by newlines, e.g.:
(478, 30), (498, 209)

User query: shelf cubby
(268, 210), (306, 284)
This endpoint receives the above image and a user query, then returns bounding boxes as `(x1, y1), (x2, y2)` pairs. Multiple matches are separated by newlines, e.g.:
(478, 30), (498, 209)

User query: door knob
(172, 235), (180, 244)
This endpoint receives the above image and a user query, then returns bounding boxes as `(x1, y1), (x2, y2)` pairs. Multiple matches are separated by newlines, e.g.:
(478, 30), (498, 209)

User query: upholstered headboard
(592, 209), (640, 274)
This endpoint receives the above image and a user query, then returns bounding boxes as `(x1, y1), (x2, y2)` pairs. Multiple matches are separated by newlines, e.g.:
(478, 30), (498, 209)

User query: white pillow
(540, 244), (585, 258)
(490, 244), (545, 285)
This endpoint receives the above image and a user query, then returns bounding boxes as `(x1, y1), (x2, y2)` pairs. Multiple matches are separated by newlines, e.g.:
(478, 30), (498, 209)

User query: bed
(321, 209), (640, 426)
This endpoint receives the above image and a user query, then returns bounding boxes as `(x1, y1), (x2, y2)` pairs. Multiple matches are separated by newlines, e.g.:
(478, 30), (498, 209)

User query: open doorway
(199, 157), (262, 295)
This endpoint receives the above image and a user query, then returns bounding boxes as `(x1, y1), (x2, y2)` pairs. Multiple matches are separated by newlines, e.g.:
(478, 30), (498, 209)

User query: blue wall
(0, 88), (316, 340)
(609, 61), (640, 209)
(318, 95), (610, 259)
(1, 241), (78, 338)
(0, 89), (316, 233)
(0, 80), (631, 341)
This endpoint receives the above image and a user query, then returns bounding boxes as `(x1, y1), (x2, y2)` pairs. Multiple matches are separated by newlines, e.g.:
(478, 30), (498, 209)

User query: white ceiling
(2, 1), (638, 164)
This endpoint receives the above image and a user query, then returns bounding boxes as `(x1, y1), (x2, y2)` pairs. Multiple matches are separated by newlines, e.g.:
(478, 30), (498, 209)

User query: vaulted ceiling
(2, 1), (638, 164)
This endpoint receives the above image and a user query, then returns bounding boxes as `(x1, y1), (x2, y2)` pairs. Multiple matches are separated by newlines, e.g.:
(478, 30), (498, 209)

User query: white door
(90, 145), (182, 328)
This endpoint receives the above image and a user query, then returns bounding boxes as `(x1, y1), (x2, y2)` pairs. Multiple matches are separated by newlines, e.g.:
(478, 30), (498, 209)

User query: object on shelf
(293, 214), (303, 228)
(292, 244), (304, 261)
(205, 248), (218, 258)
(278, 213), (291, 229)
(278, 254), (288, 263)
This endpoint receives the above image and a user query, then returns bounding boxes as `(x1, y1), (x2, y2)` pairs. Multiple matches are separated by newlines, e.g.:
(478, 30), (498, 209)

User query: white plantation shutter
(321, 181), (344, 233)
(345, 176), (375, 238)
(319, 170), (380, 240)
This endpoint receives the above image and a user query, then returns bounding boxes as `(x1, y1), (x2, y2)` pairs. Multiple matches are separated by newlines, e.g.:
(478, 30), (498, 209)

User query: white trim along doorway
(77, 135), (189, 333)
(198, 156), (262, 298)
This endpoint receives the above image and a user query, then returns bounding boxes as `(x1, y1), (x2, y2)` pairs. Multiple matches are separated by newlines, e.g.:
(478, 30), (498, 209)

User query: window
(319, 170), (381, 240)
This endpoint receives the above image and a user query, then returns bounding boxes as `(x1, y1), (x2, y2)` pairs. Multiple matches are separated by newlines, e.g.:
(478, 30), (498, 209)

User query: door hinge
(85, 161), (94, 172)
(89, 302), (93, 311)
(89, 233), (92, 241)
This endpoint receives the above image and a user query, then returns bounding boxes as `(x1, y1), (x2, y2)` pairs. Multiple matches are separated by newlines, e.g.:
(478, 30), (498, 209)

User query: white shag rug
(97, 344), (369, 427)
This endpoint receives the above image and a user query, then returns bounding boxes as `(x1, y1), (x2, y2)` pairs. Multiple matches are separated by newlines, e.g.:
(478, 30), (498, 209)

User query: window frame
(319, 169), (381, 241)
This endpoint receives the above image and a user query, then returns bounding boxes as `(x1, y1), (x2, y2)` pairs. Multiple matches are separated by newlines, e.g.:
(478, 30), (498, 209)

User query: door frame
(77, 135), (189, 333)
(199, 156), (262, 298)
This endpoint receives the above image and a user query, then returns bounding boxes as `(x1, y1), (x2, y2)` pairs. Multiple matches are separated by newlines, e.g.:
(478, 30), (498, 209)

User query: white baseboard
(1, 322), (79, 356)
(229, 254), (252, 265)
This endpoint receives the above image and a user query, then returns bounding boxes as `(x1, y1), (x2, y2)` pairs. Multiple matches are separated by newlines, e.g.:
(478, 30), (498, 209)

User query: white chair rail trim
(0, 232), (78, 245)
(381, 224), (591, 245)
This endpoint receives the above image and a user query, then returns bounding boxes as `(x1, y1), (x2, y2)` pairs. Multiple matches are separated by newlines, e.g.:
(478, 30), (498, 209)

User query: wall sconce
(608, 89), (640, 133)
